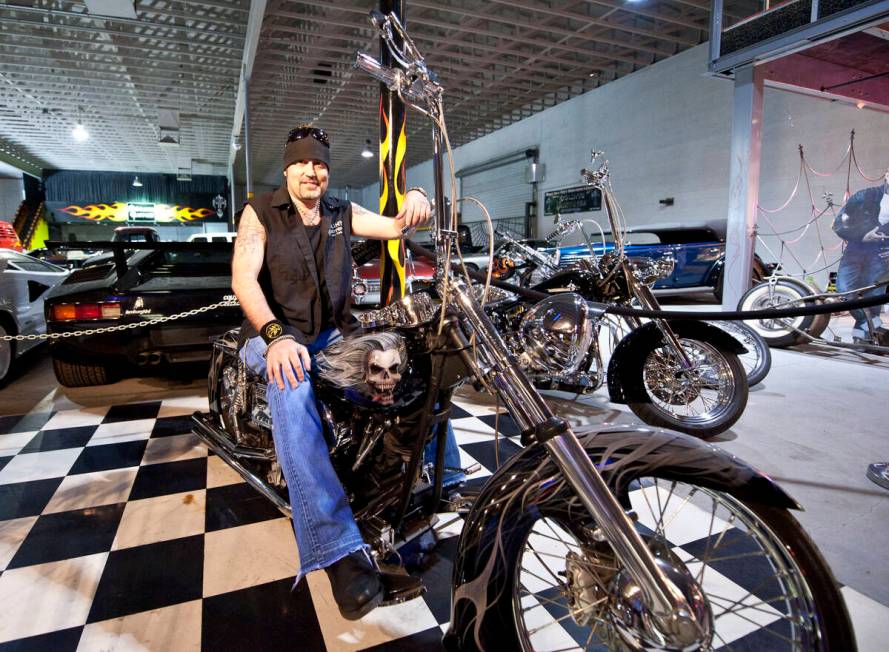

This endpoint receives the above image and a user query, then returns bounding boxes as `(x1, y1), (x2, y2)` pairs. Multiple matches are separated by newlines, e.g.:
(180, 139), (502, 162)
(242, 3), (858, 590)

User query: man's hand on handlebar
(396, 189), (431, 232)
(266, 338), (312, 390)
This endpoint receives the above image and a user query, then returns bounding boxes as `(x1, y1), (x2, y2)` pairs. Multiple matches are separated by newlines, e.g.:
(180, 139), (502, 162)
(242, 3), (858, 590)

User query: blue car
(551, 221), (769, 299)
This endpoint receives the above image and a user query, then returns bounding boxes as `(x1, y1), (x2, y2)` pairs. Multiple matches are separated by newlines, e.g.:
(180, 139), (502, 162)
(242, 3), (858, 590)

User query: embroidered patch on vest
(328, 220), (343, 238)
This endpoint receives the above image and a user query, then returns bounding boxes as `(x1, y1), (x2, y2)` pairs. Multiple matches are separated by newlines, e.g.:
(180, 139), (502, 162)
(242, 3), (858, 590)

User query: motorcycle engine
(519, 293), (598, 374)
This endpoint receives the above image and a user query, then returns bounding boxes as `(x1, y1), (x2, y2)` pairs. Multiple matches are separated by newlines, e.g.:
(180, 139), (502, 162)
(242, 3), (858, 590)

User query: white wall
(362, 44), (889, 287)
(0, 177), (25, 222)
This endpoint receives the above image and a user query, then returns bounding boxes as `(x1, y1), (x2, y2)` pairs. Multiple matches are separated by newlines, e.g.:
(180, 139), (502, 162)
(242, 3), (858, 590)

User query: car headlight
(519, 293), (596, 374)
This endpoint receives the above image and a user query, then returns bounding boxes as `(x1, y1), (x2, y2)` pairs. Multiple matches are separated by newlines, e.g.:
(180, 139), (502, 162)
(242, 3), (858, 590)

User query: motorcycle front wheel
(628, 338), (748, 438)
(493, 477), (853, 652)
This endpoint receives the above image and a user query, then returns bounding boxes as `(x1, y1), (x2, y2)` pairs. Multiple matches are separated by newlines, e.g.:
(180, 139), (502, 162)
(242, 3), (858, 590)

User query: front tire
(628, 337), (748, 438)
(468, 475), (854, 651)
(738, 279), (826, 347)
(52, 357), (114, 387)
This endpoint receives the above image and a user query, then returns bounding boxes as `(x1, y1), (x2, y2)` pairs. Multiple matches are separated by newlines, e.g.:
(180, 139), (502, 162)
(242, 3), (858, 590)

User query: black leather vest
(240, 185), (356, 345)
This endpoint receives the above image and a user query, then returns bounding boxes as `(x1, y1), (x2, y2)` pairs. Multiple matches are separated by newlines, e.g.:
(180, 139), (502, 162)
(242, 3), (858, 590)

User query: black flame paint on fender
(443, 424), (797, 651)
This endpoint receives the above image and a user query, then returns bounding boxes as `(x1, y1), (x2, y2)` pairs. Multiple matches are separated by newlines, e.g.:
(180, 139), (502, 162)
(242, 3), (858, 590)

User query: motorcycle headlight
(519, 293), (596, 374)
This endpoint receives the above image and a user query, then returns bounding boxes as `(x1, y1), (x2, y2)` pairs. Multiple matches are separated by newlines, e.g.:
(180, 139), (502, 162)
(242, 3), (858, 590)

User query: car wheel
(0, 324), (13, 385)
(52, 357), (115, 387)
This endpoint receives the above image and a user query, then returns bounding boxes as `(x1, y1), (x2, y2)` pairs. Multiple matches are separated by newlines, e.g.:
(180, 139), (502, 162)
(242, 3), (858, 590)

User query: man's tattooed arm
(351, 189), (431, 239)
(231, 205), (277, 330)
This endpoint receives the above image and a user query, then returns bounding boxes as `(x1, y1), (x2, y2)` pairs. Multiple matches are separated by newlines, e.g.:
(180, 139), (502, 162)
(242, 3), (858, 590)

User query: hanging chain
(0, 298), (240, 342)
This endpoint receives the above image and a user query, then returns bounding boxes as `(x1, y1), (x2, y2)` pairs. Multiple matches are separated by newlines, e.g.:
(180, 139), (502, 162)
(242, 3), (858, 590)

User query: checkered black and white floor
(0, 390), (884, 651)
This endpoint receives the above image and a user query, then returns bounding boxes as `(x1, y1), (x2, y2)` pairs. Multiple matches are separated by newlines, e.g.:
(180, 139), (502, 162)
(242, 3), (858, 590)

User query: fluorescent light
(361, 139), (374, 159)
(132, 176), (143, 187)
(72, 123), (89, 142)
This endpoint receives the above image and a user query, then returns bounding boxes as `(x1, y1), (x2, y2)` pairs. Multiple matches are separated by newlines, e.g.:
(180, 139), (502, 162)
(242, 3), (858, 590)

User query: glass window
(0, 250), (65, 272)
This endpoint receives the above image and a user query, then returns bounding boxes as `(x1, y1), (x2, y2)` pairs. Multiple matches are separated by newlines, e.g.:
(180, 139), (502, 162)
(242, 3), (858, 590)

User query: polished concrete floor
(0, 330), (887, 650)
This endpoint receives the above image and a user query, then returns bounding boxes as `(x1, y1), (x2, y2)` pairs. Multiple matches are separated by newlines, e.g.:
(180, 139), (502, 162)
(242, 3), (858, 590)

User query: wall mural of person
(831, 167), (889, 344)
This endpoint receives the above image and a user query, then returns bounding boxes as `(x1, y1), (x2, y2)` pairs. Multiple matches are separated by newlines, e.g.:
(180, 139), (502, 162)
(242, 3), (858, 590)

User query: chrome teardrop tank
(519, 293), (598, 375)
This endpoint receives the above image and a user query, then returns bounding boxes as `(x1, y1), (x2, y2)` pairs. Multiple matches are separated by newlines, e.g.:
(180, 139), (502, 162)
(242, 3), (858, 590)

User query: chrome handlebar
(545, 219), (582, 243)
(354, 11), (442, 113)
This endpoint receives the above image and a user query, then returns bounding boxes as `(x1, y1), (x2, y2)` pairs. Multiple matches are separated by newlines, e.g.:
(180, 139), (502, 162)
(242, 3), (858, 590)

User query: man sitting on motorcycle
(231, 125), (457, 620)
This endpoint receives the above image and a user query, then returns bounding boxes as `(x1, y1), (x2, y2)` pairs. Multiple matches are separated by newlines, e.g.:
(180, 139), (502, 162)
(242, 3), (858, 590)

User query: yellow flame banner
(60, 203), (215, 223)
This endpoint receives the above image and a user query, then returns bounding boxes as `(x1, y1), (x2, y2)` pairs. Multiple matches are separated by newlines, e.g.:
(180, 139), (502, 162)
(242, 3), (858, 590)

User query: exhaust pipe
(191, 413), (291, 516)
(136, 351), (163, 366)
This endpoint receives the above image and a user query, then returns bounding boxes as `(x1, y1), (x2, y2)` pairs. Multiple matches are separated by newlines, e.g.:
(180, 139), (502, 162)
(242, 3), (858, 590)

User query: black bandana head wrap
(283, 136), (330, 170)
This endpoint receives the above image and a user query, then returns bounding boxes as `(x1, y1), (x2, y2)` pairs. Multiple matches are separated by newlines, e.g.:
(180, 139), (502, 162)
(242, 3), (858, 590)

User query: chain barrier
(0, 299), (240, 342)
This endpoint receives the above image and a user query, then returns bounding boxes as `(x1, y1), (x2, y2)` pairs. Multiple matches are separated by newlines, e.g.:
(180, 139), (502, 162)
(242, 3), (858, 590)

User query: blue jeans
(836, 242), (889, 337)
(241, 328), (463, 581)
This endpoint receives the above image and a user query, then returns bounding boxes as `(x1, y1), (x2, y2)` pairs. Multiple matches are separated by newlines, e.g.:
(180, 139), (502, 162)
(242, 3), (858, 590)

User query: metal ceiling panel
(241, 0), (711, 189)
(0, 0), (249, 177)
(2, 0), (714, 188)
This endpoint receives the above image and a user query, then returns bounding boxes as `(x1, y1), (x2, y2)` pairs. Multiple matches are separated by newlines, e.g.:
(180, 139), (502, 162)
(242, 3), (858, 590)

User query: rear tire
(0, 324), (13, 386)
(52, 357), (113, 387)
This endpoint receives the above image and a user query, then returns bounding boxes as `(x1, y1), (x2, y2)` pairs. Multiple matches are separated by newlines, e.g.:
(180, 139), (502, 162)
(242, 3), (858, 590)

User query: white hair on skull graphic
(315, 331), (408, 393)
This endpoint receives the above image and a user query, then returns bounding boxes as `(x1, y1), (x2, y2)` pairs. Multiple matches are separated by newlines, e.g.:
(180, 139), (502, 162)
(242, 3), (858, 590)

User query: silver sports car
(0, 249), (69, 384)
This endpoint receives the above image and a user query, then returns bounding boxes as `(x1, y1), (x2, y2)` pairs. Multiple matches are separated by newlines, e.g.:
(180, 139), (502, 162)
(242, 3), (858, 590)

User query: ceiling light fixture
(132, 176), (143, 187)
(71, 106), (89, 142)
(361, 139), (374, 159)
(71, 123), (90, 142)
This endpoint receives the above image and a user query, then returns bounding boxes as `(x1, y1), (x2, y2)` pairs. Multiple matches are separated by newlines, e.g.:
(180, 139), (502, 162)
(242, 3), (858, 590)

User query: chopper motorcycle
(479, 171), (751, 438)
(490, 221), (772, 389)
(193, 11), (853, 652)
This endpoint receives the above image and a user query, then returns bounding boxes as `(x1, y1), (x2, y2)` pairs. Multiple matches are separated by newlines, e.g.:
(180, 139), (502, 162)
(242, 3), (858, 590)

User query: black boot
(324, 551), (384, 621)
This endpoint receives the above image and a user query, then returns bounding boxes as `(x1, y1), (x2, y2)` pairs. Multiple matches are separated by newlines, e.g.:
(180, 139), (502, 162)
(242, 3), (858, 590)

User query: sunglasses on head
(287, 127), (330, 146)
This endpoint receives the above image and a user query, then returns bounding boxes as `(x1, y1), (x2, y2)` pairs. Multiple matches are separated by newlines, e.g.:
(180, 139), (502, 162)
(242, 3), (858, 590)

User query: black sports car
(44, 241), (241, 387)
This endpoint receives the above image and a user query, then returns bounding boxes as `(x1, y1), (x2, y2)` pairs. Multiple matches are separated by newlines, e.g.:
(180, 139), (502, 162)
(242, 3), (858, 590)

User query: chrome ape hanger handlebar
(354, 11), (442, 116)
(354, 13), (704, 646)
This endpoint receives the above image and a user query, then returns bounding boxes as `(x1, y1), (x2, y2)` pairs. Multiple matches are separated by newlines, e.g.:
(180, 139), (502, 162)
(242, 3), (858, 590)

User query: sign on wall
(544, 186), (601, 216)
(46, 199), (224, 224)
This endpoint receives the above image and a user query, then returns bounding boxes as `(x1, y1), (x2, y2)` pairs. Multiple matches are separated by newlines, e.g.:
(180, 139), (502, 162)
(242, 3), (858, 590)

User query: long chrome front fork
(448, 280), (704, 645)
(627, 263), (694, 369)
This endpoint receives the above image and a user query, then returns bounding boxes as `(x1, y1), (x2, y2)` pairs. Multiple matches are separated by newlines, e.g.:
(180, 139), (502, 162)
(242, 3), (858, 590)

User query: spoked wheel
(712, 320), (772, 386)
(629, 338), (748, 438)
(738, 279), (827, 348)
(509, 478), (853, 651)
